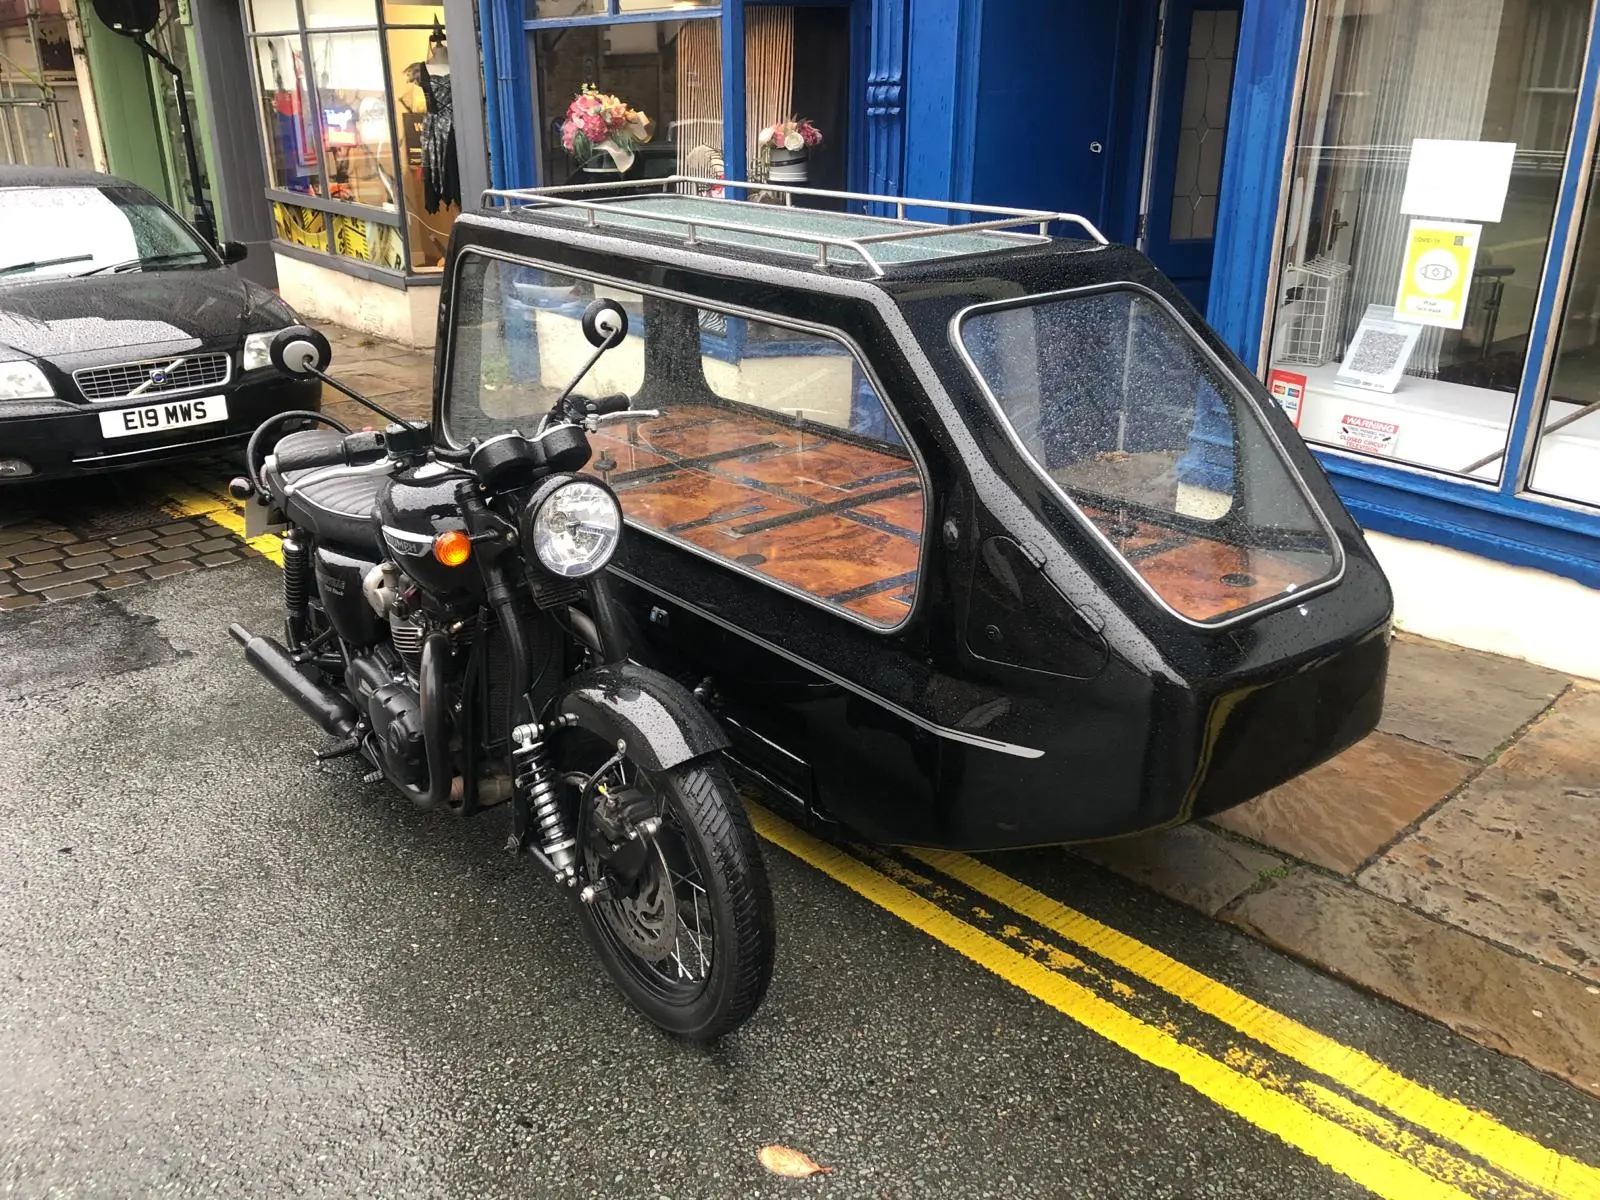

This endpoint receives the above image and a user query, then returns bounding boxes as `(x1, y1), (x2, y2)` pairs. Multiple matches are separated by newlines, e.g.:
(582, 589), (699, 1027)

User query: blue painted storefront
(480, 0), (1600, 592)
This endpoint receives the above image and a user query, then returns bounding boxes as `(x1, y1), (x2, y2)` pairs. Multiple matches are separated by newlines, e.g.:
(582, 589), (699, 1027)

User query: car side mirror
(220, 240), (249, 265)
(270, 325), (332, 375)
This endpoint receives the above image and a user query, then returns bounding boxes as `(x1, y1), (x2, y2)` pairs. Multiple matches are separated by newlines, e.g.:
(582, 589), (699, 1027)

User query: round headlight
(530, 480), (622, 577)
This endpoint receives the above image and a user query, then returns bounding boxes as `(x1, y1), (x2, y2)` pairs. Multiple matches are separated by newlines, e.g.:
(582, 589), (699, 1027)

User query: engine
(346, 646), (428, 789)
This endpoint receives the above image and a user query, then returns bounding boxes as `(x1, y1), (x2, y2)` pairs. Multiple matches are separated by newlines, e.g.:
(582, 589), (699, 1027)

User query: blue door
(1141, 0), (1243, 313)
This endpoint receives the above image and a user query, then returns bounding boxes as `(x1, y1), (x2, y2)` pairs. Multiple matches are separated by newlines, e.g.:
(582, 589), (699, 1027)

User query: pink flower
(800, 123), (822, 147)
(582, 113), (606, 140)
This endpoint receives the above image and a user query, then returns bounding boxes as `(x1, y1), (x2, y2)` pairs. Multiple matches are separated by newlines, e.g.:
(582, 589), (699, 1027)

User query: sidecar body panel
(434, 182), (1392, 850)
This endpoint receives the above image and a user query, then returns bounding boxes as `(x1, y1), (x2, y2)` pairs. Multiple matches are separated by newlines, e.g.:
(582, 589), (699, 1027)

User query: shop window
(307, 31), (393, 207)
(531, 18), (723, 186)
(1531, 148), (1600, 509)
(443, 256), (925, 629)
(1267, 0), (1591, 486)
(744, 6), (850, 204)
(961, 290), (1338, 623)
(272, 199), (328, 251)
(247, 0), (463, 271)
(254, 35), (322, 195)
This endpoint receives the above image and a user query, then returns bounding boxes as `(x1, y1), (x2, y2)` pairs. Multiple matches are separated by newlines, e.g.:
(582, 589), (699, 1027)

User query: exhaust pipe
(229, 623), (357, 737)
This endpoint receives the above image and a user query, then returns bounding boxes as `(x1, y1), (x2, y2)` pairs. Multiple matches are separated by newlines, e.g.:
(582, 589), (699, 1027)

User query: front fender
(553, 663), (729, 772)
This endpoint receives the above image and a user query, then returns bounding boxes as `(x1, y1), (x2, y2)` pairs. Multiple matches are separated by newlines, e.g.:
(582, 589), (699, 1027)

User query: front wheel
(573, 752), (775, 1040)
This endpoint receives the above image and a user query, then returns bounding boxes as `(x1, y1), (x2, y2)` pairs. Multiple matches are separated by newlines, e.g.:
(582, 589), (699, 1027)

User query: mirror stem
(304, 365), (417, 430)
(554, 331), (623, 409)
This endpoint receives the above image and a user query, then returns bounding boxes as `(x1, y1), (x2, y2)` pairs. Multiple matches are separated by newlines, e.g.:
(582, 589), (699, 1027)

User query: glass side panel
(306, 30), (398, 209)
(959, 289), (1339, 623)
(445, 253), (924, 628)
(253, 34), (322, 195)
(529, 194), (1032, 266)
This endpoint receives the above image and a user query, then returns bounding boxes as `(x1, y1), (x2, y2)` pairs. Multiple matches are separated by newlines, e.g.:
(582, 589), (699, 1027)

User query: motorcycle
(226, 305), (775, 1040)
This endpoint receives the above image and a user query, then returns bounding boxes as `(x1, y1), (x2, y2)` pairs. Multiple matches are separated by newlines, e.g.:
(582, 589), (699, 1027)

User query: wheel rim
(578, 759), (716, 1002)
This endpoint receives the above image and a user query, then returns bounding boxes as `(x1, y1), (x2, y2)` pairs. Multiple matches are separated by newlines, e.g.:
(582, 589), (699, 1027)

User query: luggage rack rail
(481, 176), (1109, 276)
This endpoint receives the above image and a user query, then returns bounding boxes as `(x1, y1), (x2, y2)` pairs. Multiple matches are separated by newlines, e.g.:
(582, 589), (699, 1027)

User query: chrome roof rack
(479, 176), (1109, 277)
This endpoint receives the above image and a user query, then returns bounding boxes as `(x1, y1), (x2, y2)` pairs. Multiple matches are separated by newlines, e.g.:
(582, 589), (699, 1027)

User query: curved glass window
(959, 289), (1340, 623)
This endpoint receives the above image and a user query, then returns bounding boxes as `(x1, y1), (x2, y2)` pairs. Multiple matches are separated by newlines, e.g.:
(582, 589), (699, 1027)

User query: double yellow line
(166, 469), (1600, 1200)
(752, 806), (1599, 1200)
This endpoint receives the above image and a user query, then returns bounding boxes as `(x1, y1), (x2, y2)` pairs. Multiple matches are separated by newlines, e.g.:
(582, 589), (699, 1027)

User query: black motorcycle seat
(268, 429), (389, 551)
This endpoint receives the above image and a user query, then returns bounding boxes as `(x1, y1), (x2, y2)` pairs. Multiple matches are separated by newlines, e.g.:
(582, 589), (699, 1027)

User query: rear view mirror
(581, 298), (629, 348)
(270, 326), (332, 376)
(220, 241), (249, 265)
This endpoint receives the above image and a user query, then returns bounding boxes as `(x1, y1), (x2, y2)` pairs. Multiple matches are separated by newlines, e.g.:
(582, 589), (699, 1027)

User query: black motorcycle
(227, 305), (774, 1040)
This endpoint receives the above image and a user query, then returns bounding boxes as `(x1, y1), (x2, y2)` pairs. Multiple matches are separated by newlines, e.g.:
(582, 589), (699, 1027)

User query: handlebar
(272, 428), (390, 473)
(589, 393), (632, 416)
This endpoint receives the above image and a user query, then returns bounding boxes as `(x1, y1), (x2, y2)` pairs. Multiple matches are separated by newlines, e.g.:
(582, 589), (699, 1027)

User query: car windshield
(0, 186), (212, 281)
(958, 288), (1341, 623)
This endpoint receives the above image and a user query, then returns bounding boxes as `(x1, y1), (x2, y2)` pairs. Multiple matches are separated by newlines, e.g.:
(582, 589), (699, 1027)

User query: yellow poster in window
(1394, 218), (1481, 330)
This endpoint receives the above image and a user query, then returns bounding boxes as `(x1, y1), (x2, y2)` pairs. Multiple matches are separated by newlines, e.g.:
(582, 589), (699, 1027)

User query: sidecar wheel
(574, 755), (774, 1041)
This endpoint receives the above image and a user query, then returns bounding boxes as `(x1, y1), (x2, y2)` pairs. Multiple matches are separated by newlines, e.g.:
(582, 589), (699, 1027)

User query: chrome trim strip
(609, 566), (1046, 760)
(948, 282), (1348, 631)
(71, 431), (242, 463)
(439, 244), (934, 637)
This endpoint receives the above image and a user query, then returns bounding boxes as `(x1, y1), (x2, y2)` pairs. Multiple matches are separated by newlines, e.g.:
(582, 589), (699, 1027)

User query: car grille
(73, 353), (232, 401)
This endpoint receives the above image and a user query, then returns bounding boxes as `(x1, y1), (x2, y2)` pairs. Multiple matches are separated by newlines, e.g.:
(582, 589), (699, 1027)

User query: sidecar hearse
(435, 178), (1392, 851)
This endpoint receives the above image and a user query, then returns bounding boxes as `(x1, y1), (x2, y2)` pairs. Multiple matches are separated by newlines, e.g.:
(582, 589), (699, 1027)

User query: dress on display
(415, 63), (460, 214)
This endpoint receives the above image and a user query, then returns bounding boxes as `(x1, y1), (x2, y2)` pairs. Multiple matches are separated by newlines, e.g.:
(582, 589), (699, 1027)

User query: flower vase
(767, 146), (809, 185)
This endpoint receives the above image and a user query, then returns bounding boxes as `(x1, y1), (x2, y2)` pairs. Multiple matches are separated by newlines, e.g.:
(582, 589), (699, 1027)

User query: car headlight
(0, 361), (53, 400)
(242, 331), (280, 372)
(528, 479), (622, 578)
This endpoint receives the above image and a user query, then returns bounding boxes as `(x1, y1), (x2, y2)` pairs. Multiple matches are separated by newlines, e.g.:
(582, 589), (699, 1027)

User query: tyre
(571, 750), (775, 1040)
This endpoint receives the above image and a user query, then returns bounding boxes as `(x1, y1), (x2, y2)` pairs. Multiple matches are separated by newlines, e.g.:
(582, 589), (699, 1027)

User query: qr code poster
(1336, 304), (1425, 393)
(1395, 219), (1481, 329)
(1338, 413), (1401, 457)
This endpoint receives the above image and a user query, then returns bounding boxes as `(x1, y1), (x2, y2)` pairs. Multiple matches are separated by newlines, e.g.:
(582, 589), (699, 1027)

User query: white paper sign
(1401, 139), (1516, 223)
(1336, 304), (1425, 394)
(1338, 414), (1401, 457)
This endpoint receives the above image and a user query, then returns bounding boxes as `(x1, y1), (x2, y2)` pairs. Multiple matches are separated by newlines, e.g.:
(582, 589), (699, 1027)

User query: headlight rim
(523, 475), (623, 580)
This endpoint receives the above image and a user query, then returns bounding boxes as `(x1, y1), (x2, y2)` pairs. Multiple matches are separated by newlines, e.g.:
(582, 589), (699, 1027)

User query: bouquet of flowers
(561, 84), (652, 172)
(757, 117), (823, 158)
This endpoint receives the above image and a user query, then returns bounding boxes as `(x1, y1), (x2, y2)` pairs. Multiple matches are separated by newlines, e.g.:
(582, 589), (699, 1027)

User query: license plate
(99, 395), (228, 440)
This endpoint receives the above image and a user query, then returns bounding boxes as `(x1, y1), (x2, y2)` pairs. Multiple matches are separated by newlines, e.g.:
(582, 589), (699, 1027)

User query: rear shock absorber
(511, 720), (578, 884)
(281, 532), (311, 648)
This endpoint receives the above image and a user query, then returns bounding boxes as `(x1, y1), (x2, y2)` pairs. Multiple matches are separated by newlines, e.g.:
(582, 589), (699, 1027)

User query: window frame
(244, 0), (461, 272)
(438, 245), (933, 634)
(955, 280), (1347, 630)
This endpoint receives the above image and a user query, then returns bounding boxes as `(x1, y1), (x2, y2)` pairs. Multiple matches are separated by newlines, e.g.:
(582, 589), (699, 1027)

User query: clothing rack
(480, 176), (1109, 276)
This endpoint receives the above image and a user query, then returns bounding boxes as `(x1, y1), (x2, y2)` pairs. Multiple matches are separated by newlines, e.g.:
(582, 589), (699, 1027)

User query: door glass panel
(531, 18), (722, 186)
(1531, 148), (1600, 508)
(444, 255), (925, 629)
(959, 289), (1339, 623)
(1168, 8), (1239, 241)
(1266, 0), (1591, 485)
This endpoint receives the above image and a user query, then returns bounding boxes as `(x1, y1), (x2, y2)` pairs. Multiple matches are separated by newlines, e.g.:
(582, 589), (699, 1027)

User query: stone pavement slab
(1360, 686), (1600, 982)
(1209, 730), (1472, 874)
(1073, 824), (1286, 916)
(1379, 635), (1567, 760)
(1228, 870), (1600, 1098)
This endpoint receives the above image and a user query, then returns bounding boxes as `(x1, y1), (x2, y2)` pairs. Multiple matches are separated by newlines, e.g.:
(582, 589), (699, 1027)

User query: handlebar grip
(273, 429), (388, 473)
(589, 393), (632, 416)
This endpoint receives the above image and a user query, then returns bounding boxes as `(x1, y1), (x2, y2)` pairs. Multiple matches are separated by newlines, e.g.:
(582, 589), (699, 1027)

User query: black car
(0, 166), (320, 484)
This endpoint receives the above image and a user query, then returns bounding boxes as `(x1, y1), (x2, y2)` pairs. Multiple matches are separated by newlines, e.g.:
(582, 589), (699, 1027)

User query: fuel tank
(375, 461), (483, 597)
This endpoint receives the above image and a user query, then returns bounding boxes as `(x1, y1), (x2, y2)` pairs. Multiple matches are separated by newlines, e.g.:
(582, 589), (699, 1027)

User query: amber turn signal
(433, 529), (472, 567)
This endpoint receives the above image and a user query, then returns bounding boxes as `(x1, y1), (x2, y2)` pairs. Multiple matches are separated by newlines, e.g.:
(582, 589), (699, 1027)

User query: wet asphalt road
(3, 558), (1599, 1199)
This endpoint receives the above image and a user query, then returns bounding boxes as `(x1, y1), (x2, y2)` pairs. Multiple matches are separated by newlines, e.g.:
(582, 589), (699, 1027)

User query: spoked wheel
(568, 742), (774, 1041)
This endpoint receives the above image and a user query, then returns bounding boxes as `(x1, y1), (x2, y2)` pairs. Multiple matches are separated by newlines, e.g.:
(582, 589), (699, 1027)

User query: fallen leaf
(758, 1145), (833, 1178)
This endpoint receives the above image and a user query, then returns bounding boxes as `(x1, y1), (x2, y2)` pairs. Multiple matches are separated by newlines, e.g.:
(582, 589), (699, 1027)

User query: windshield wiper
(0, 254), (93, 278)
(82, 252), (210, 276)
